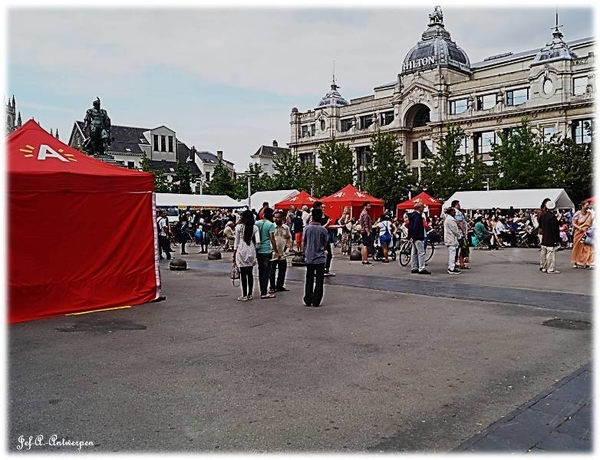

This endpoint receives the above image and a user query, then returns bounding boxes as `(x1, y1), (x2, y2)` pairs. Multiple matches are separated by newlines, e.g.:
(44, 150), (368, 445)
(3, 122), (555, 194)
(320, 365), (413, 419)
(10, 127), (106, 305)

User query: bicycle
(397, 237), (435, 267)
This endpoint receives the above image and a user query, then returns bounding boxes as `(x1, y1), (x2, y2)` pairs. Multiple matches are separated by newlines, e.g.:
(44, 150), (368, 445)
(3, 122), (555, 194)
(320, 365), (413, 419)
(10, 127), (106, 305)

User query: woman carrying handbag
(571, 201), (594, 269)
(233, 210), (261, 301)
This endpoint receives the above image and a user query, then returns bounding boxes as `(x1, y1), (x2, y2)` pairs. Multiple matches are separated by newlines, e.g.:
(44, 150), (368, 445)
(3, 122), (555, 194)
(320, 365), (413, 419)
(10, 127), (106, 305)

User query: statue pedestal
(93, 154), (123, 166)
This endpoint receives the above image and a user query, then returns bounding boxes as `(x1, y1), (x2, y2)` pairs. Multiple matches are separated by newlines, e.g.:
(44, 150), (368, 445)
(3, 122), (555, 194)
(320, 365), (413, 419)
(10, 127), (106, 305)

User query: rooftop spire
(551, 8), (564, 41)
(331, 60), (338, 91)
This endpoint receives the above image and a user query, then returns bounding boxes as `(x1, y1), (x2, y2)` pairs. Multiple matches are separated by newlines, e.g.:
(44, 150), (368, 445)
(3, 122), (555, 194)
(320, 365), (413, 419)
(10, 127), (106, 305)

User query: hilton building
(288, 6), (594, 186)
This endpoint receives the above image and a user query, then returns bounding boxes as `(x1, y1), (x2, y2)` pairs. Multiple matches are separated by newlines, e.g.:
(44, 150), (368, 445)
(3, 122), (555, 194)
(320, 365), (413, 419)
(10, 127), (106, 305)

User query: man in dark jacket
(539, 199), (561, 274)
(407, 202), (430, 274)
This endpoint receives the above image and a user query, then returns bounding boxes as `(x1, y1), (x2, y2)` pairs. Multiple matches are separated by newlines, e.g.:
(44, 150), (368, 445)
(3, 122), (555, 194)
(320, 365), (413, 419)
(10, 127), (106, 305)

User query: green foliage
(138, 152), (169, 192)
(153, 169), (170, 193)
(420, 126), (468, 199)
(271, 151), (316, 192)
(139, 152), (151, 172)
(313, 137), (354, 197)
(548, 137), (593, 205)
(365, 130), (416, 209)
(204, 159), (236, 196)
(489, 119), (555, 190)
(170, 162), (193, 194)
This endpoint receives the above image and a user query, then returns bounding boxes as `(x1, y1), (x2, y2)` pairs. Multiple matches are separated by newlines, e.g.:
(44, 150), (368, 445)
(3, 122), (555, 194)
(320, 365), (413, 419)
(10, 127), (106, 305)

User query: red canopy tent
(396, 192), (443, 217)
(274, 190), (318, 210)
(8, 120), (160, 323)
(321, 184), (384, 222)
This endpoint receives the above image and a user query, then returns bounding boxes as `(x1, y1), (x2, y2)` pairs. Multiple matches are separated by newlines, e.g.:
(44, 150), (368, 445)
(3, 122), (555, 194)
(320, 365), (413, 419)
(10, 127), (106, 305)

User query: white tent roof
(156, 193), (240, 208)
(249, 189), (299, 210)
(442, 189), (574, 211)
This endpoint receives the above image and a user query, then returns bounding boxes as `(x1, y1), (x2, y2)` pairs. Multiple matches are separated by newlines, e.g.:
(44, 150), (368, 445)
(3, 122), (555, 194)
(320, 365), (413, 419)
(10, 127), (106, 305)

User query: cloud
(6, 6), (594, 169)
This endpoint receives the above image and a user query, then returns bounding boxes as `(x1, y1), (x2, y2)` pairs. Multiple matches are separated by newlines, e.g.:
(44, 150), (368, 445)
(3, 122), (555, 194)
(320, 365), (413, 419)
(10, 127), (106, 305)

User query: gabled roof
(196, 150), (218, 164)
(252, 145), (290, 158)
(75, 120), (149, 155)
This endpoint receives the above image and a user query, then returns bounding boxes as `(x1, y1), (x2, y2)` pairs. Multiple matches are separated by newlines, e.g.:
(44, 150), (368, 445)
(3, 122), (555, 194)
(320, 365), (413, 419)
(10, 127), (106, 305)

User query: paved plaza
(8, 245), (592, 453)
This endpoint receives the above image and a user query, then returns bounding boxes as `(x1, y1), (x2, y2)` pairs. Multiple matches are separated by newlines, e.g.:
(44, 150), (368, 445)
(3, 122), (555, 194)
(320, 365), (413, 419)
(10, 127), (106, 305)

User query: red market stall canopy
(321, 184), (384, 222)
(274, 190), (319, 210)
(8, 120), (160, 324)
(397, 192), (442, 217)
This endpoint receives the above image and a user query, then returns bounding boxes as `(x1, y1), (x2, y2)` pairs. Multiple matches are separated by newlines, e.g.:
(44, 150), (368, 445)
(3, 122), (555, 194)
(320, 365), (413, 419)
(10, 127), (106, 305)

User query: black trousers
(269, 259), (287, 291)
(240, 266), (254, 297)
(159, 235), (171, 259)
(304, 263), (325, 307)
(325, 242), (332, 272)
(181, 233), (188, 254)
(256, 253), (272, 296)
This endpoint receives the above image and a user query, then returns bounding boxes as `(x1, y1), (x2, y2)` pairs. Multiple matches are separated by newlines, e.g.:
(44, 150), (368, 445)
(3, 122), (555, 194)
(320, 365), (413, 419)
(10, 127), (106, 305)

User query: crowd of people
(155, 196), (594, 306)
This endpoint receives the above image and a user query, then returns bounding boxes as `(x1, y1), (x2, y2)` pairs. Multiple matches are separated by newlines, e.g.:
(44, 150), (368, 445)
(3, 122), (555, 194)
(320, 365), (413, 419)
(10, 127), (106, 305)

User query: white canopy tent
(156, 193), (241, 208)
(442, 189), (574, 211)
(249, 189), (299, 210)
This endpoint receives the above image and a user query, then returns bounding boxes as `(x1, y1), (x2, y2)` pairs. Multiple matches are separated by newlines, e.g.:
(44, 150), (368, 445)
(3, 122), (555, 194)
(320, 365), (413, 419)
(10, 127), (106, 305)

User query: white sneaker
(237, 296), (248, 301)
(547, 270), (561, 274)
(541, 269), (547, 273)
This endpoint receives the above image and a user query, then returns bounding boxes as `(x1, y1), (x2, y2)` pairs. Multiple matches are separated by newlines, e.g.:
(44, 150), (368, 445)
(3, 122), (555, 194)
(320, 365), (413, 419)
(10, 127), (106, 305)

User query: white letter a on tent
(38, 144), (69, 162)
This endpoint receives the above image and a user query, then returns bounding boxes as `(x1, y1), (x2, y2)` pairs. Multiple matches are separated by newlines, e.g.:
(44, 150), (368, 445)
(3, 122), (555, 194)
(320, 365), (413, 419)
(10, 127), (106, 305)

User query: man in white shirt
(269, 210), (292, 293)
(157, 210), (172, 260)
(302, 205), (311, 226)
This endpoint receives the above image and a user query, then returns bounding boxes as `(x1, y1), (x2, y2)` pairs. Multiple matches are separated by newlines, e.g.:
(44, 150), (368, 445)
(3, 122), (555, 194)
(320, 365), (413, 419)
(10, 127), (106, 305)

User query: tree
(204, 159), (236, 195)
(365, 130), (416, 209)
(139, 152), (170, 192)
(420, 125), (469, 200)
(313, 137), (354, 197)
(489, 119), (555, 190)
(271, 151), (316, 192)
(170, 162), (193, 194)
(548, 136), (593, 205)
(231, 163), (275, 201)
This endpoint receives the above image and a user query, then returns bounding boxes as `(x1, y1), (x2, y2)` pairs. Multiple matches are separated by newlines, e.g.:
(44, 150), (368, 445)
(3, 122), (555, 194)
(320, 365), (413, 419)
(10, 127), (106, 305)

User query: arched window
(413, 106), (430, 127)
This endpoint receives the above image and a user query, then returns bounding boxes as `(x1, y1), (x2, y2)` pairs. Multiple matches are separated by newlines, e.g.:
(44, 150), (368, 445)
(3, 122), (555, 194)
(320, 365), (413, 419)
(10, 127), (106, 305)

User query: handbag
(229, 262), (240, 286)
(583, 228), (594, 246)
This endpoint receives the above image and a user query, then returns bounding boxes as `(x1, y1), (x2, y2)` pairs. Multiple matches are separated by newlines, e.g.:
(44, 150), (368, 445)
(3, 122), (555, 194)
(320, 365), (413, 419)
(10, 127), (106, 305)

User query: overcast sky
(4, 0), (596, 171)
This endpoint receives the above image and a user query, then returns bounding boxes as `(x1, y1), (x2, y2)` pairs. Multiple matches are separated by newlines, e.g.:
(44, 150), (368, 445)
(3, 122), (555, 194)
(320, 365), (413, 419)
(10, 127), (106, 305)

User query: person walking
(157, 209), (172, 260)
(452, 200), (470, 270)
(376, 213), (395, 263)
(313, 201), (335, 276)
(269, 210), (292, 293)
(292, 210), (304, 252)
(359, 202), (373, 265)
(302, 207), (329, 307)
(180, 212), (190, 255)
(408, 202), (430, 274)
(255, 207), (277, 299)
(233, 210), (260, 301)
(571, 201), (594, 269)
(443, 207), (461, 274)
(539, 200), (561, 274)
(338, 206), (352, 255)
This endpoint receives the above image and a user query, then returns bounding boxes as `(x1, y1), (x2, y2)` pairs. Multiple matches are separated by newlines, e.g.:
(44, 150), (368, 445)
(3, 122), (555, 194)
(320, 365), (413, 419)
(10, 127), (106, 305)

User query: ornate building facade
(5, 95), (22, 135)
(289, 7), (594, 186)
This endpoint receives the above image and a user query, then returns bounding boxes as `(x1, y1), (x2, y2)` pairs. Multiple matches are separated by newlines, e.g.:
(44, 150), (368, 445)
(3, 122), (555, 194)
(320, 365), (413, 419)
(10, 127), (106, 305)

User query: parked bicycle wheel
(425, 241), (435, 262)
(398, 241), (412, 267)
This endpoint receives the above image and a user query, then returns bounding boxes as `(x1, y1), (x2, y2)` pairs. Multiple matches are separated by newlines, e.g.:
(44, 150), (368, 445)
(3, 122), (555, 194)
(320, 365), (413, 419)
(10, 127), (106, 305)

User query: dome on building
(317, 78), (349, 107)
(532, 19), (577, 65)
(401, 6), (471, 75)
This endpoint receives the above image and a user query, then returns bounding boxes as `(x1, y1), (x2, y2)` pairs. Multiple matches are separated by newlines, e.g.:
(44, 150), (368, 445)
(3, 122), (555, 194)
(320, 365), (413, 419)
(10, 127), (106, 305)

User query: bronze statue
(83, 97), (111, 156)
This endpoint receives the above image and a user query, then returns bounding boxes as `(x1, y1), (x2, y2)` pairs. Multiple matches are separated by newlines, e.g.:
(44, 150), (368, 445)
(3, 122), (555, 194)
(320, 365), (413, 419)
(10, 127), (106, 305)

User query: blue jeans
(257, 253), (272, 296)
